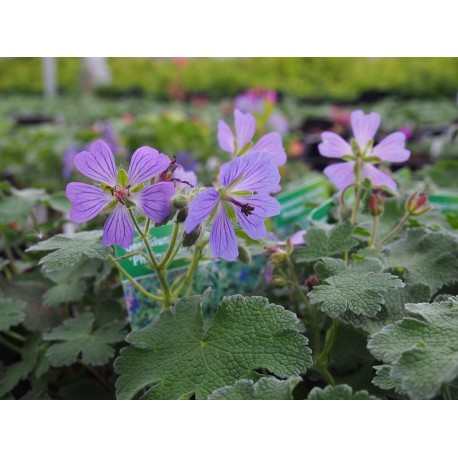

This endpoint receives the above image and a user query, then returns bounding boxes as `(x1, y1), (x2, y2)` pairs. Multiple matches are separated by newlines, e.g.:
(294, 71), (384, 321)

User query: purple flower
(66, 140), (175, 249)
(173, 167), (198, 192)
(217, 109), (287, 166)
(62, 146), (80, 179)
(234, 88), (277, 114)
(318, 110), (410, 192)
(268, 111), (289, 135)
(175, 151), (199, 172)
(184, 152), (281, 261)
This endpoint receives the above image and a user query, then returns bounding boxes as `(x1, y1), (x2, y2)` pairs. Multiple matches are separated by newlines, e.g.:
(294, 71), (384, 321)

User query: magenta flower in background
(318, 110), (410, 192)
(66, 140), (175, 248)
(217, 109), (287, 166)
(185, 152), (281, 261)
(234, 88), (277, 113)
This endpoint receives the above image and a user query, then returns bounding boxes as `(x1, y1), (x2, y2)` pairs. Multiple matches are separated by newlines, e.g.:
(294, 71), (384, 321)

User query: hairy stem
(108, 254), (163, 302)
(158, 223), (180, 268)
(314, 319), (339, 385)
(375, 212), (410, 249)
(369, 214), (379, 248)
(0, 334), (22, 354)
(442, 384), (452, 400)
(172, 245), (203, 301)
(128, 209), (172, 309)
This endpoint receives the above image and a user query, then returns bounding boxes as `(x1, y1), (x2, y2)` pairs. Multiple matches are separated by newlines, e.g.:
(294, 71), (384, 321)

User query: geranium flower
(66, 140), (175, 248)
(184, 152), (281, 261)
(318, 110), (410, 192)
(217, 109), (287, 166)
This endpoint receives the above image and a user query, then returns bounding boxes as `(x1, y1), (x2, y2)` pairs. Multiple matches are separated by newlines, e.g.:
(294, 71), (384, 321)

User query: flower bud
(272, 276), (286, 287)
(182, 223), (202, 247)
(306, 274), (318, 291)
(237, 245), (252, 264)
(176, 206), (188, 223)
(406, 191), (431, 216)
(171, 193), (189, 210)
(368, 191), (384, 216)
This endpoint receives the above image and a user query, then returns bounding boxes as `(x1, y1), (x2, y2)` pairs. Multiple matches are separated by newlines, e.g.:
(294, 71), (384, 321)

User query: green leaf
(368, 296), (458, 399)
(115, 294), (312, 400)
(294, 222), (358, 262)
(0, 335), (40, 397)
(0, 295), (27, 331)
(383, 228), (458, 293)
(339, 283), (432, 334)
(308, 258), (403, 319)
(42, 282), (85, 307)
(43, 313), (126, 367)
(47, 192), (72, 213)
(308, 384), (379, 400)
(372, 365), (404, 394)
(208, 376), (301, 400)
(26, 231), (112, 273)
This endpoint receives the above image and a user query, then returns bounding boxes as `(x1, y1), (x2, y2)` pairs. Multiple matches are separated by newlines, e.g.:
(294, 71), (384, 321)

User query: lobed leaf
(308, 384), (379, 400)
(294, 222), (358, 263)
(368, 296), (458, 399)
(383, 228), (458, 293)
(208, 376), (301, 400)
(309, 258), (403, 319)
(26, 231), (112, 273)
(43, 313), (126, 367)
(115, 293), (312, 400)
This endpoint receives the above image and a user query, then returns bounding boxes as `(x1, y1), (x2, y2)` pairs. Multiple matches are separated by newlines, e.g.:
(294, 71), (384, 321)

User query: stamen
(226, 196), (255, 216)
(159, 156), (180, 182)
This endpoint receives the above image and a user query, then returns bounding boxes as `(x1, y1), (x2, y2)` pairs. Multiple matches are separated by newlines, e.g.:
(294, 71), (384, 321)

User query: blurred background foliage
(0, 57), (457, 100)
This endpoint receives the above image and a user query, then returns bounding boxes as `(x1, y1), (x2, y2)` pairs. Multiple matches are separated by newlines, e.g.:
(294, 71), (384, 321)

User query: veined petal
(185, 188), (219, 233)
(231, 194), (280, 240)
(318, 132), (352, 158)
(134, 181), (175, 224)
(234, 193), (281, 218)
(217, 120), (235, 154)
(220, 152), (280, 194)
(102, 205), (135, 249)
(371, 132), (410, 163)
(363, 164), (397, 192)
(173, 168), (198, 191)
(210, 205), (238, 261)
(128, 146), (171, 186)
(234, 109), (255, 152)
(74, 140), (118, 185)
(66, 182), (112, 223)
(323, 162), (356, 190)
(251, 132), (287, 166)
(351, 110), (381, 149)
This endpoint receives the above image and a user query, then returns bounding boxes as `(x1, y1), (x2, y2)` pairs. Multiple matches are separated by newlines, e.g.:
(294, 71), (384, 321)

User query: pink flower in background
(217, 109), (287, 166)
(318, 110), (410, 192)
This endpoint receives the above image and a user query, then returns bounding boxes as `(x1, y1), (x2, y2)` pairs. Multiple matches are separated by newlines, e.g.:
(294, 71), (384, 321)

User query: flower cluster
(66, 109), (285, 261)
(318, 110), (410, 192)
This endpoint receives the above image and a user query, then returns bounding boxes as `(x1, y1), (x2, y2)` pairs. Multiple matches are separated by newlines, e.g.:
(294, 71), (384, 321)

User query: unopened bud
(176, 206), (188, 223)
(306, 274), (318, 291)
(237, 245), (252, 264)
(171, 193), (188, 210)
(406, 191), (431, 216)
(182, 224), (202, 247)
(368, 191), (384, 216)
(272, 276), (286, 287)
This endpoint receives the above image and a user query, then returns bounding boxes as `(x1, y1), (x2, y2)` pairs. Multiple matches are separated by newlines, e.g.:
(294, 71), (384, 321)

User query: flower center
(112, 185), (131, 205)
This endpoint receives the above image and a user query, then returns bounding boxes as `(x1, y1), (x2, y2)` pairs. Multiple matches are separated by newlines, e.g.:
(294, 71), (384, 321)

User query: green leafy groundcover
(115, 293), (312, 400)
(368, 296), (458, 400)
